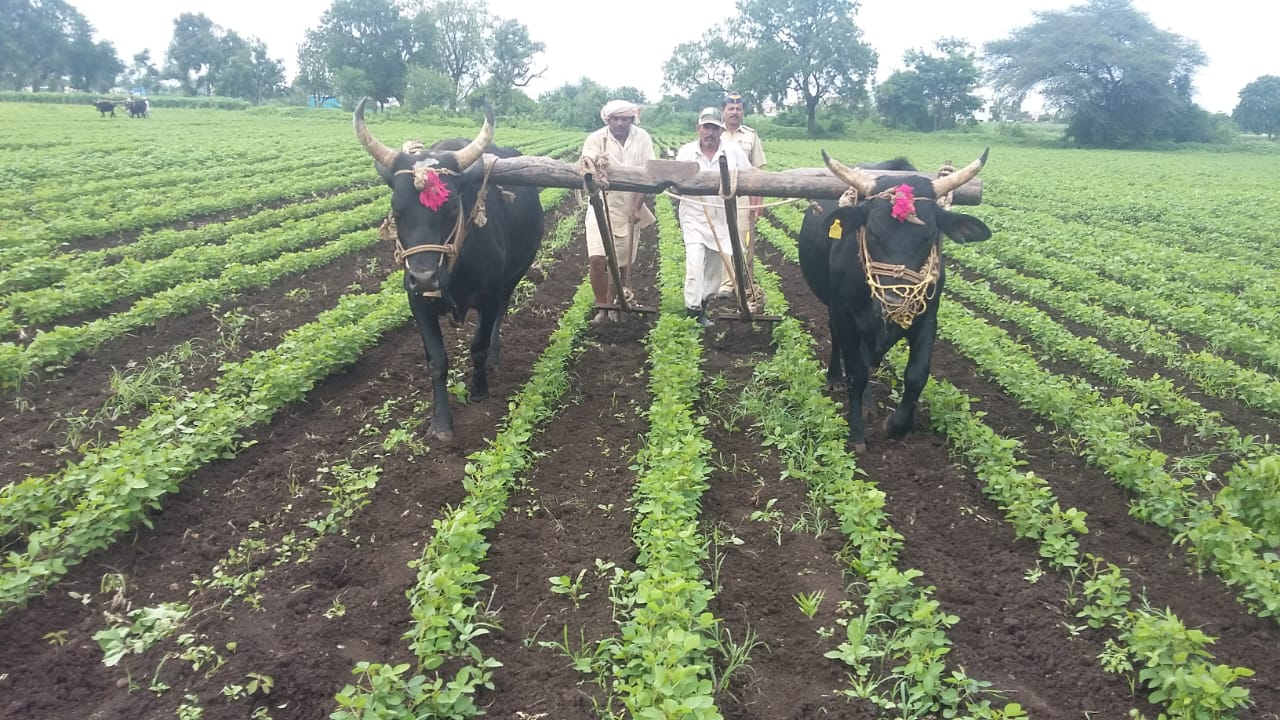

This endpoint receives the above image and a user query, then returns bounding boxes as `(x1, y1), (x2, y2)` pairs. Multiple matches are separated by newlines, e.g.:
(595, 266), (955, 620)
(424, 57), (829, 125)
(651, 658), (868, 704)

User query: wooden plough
(486, 152), (983, 322)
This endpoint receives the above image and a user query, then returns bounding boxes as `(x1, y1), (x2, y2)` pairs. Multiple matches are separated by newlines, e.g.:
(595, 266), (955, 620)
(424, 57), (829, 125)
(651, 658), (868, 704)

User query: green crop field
(1, 101), (1278, 720)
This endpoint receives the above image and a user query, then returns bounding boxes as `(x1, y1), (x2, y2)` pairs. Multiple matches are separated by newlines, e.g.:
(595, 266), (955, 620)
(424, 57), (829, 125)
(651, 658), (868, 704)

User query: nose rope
(385, 157), (498, 277)
(857, 225), (939, 329)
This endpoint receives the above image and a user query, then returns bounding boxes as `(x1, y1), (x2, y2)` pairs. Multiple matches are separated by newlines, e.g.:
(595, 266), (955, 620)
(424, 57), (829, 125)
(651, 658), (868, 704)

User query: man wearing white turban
(582, 99), (656, 323)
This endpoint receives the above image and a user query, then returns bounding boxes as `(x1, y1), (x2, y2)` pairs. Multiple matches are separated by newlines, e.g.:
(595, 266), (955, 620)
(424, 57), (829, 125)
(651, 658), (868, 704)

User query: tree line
(2, 0), (1278, 147)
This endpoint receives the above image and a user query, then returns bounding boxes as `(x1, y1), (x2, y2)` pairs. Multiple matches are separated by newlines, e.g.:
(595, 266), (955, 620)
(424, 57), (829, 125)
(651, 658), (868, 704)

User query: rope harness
(858, 225), (940, 329)
(382, 157), (500, 297)
(837, 185), (944, 329)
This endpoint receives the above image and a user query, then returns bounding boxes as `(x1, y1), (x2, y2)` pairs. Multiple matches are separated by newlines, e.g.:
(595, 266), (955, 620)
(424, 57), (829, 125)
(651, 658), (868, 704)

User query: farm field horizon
(1, 102), (1278, 720)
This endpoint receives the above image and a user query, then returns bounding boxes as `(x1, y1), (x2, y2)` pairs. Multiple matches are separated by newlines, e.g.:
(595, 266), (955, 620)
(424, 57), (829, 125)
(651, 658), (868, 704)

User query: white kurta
(674, 139), (751, 309)
(582, 124), (656, 264)
(674, 139), (752, 251)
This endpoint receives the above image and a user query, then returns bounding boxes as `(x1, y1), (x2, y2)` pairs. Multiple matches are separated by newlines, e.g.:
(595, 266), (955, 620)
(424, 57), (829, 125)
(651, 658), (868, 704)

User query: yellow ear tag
(827, 218), (843, 239)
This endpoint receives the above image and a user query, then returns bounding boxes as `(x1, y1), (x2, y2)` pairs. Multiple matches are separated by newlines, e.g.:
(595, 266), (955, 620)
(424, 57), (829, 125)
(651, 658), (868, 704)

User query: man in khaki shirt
(717, 91), (767, 298)
(582, 99), (656, 323)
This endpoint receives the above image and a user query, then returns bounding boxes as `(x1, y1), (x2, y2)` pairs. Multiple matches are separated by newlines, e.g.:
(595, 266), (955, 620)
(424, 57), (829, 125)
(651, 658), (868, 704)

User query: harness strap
(857, 225), (939, 329)
(387, 157), (498, 272)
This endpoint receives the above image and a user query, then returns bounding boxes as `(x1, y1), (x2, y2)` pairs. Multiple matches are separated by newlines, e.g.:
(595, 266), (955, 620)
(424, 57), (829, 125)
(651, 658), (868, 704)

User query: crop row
(946, 244), (1280, 419)
(0, 200), (387, 337)
(0, 186), (578, 614)
(0, 222), (378, 393)
(750, 219), (1022, 717)
(75, 187), (580, 715)
(769, 202), (1280, 420)
(973, 206), (1280, 347)
(758, 213), (1257, 717)
(0, 274), (408, 615)
(933, 300), (1280, 621)
(944, 273), (1269, 461)
(0, 164), (370, 263)
(916, 356), (1255, 718)
(0, 184), (388, 296)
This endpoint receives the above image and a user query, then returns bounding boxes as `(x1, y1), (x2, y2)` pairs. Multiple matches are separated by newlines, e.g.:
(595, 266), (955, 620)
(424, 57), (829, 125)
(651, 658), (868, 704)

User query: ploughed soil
(2, 205), (1278, 720)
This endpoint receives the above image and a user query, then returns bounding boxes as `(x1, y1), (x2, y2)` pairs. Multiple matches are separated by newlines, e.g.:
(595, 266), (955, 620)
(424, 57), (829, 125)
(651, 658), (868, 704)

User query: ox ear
(822, 205), (867, 240)
(938, 211), (991, 244)
(374, 161), (395, 187)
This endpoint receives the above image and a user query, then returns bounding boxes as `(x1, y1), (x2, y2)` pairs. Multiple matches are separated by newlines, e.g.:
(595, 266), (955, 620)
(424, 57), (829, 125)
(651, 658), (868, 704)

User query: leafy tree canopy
(306, 0), (415, 107)
(1233, 75), (1280, 139)
(877, 38), (983, 131)
(661, 0), (875, 135)
(735, 0), (877, 135)
(301, 0), (543, 113)
(161, 13), (283, 102)
(1, 0), (123, 92)
(984, 0), (1206, 147)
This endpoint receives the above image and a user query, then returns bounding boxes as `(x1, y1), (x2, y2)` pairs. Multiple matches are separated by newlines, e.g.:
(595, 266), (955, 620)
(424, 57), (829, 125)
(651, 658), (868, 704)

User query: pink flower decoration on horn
(418, 171), (450, 210)
(890, 184), (915, 222)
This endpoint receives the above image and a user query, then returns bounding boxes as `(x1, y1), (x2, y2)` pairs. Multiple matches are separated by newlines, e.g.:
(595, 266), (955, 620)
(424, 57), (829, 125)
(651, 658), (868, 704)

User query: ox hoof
(884, 415), (911, 439)
(429, 428), (455, 443)
(468, 386), (489, 401)
(852, 440), (868, 454)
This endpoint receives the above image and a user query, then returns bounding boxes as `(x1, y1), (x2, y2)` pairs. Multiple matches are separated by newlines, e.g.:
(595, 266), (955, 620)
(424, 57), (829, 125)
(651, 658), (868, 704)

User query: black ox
(125, 98), (149, 118)
(94, 100), (116, 118)
(354, 98), (544, 442)
(798, 150), (991, 451)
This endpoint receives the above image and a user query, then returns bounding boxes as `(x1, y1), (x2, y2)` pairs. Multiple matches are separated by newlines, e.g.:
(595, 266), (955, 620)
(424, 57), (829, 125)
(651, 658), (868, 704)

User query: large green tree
(214, 37), (286, 104)
(301, 0), (541, 112)
(420, 0), (490, 110)
(875, 70), (931, 132)
(123, 50), (160, 94)
(164, 13), (223, 95)
(308, 0), (415, 106)
(877, 38), (982, 131)
(661, 27), (748, 99)
(1233, 75), (1280, 139)
(536, 77), (611, 130)
(1, 0), (122, 92)
(736, 0), (877, 135)
(484, 18), (544, 113)
(294, 30), (335, 105)
(163, 15), (284, 101)
(62, 15), (123, 92)
(984, 0), (1206, 147)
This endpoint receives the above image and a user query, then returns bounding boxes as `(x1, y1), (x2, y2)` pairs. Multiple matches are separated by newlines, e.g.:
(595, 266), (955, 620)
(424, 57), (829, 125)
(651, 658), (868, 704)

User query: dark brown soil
(1, 206), (1278, 720)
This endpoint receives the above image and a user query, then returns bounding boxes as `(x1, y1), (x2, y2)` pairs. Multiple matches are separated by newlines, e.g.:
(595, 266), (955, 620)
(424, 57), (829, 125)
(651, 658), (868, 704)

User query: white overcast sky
(71, 0), (1269, 114)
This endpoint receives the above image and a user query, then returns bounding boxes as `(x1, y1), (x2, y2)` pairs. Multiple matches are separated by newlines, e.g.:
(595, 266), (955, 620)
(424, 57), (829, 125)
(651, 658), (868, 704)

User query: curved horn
(933, 147), (989, 198)
(822, 149), (877, 197)
(453, 102), (495, 170)
(353, 97), (398, 168)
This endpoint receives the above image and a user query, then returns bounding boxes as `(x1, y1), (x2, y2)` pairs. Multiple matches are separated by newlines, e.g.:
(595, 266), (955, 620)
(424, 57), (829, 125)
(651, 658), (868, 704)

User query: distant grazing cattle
(94, 100), (116, 118)
(353, 98), (545, 442)
(797, 150), (991, 451)
(125, 98), (149, 118)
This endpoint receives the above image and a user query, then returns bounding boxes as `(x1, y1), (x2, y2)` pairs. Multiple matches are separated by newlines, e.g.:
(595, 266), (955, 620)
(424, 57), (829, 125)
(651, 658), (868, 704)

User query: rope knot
(578, 154), (611, 191)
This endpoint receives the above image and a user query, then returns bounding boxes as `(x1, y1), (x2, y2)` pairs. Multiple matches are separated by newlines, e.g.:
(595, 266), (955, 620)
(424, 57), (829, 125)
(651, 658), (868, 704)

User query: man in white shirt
(674, 107), (753, 327)
(582, 99), (657, 323)
(717, 91), (767, 298)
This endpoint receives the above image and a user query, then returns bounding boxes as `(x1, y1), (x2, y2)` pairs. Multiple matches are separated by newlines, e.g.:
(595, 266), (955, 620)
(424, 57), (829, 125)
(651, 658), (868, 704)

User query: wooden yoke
(486, 155), (983, 205)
